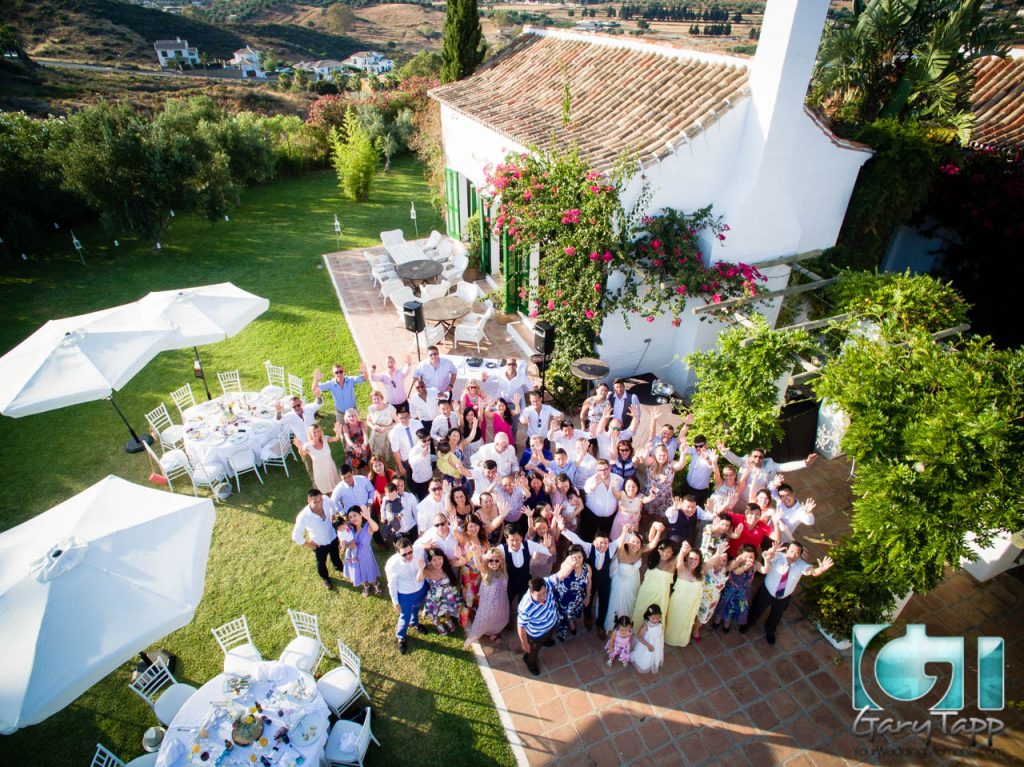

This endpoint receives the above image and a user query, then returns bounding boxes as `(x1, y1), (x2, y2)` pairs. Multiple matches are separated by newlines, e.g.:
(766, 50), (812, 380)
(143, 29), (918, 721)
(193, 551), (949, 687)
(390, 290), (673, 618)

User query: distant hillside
(0, 0), (362, 66)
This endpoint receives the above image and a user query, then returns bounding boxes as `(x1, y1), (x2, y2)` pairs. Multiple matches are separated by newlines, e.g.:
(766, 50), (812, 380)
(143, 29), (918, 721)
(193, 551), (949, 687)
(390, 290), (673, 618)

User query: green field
(0, 157), (515, 767)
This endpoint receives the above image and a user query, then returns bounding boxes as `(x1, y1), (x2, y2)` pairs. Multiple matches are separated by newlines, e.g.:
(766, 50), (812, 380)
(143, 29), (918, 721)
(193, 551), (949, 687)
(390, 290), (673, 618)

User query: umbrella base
(125, 434), (154, 454)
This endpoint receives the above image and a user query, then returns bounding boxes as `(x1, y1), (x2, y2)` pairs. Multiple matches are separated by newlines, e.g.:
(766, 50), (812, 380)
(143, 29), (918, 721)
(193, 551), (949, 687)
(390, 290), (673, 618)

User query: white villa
(228, 45), (266, 79)
(430, 0), (873, 393)
(342, 51), (394, 75)
(293, 59), (348, 81)
(153, 37), (199, 67)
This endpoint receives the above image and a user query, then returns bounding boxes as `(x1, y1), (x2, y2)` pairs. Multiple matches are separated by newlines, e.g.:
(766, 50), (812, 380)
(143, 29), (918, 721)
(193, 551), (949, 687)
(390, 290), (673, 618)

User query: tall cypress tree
(440, 0), (485, 84)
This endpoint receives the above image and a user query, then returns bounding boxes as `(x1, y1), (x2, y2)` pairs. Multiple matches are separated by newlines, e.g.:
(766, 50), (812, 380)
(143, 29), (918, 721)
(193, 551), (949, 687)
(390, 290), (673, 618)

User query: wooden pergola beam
(692, 277), (838, 315)
(749, 249), (824, 270)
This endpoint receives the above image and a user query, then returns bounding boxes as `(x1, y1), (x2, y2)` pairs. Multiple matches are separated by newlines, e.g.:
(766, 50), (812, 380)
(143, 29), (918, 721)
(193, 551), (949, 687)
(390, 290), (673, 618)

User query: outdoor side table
(423, 296), (472, 336)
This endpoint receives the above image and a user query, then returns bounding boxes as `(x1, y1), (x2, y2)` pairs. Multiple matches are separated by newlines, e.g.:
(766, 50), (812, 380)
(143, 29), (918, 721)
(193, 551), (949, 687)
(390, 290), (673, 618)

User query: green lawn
(0, 157), (515, 767)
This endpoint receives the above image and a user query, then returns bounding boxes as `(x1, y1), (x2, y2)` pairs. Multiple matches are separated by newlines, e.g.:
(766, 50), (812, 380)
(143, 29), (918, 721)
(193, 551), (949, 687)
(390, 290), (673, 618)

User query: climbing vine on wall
(483, 144), (765, 398)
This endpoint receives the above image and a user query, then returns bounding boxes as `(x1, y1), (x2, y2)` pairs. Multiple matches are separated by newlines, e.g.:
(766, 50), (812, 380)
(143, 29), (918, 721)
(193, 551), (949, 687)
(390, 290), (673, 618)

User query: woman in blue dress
(553, 544), (592, 641)
(339, 506), (381, 596)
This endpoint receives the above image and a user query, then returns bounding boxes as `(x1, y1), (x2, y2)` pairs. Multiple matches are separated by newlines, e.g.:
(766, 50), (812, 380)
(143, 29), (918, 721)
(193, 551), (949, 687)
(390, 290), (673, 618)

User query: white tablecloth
(385, 241), (427, 265)
(181, 392), (282, 469)
(445, 354), (528, 401)
(158, 662), (330, 767)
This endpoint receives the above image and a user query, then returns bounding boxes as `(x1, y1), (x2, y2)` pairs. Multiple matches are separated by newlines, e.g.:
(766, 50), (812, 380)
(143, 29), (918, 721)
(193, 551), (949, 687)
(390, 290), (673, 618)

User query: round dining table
(156, 662), (330, 767)
(422, 296), (472, 335)
(181, 392), (282, 470)
(396, 259), (443, 293)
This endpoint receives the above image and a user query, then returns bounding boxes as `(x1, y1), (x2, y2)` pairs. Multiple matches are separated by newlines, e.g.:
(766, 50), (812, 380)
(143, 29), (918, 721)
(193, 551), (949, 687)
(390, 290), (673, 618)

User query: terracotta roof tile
(971, 54), (1024, 152)
(430, 28), (750, 172)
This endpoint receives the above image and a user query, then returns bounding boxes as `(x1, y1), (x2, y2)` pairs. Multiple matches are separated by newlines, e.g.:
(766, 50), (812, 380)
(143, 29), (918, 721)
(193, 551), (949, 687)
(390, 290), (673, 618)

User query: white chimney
(715, 0), (832, 261)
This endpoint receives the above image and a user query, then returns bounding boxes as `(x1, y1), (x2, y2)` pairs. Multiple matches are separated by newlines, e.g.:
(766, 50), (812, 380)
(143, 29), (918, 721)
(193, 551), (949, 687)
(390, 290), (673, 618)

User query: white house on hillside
(229, 45), (266, 79)
(430, 0), (872, 393)
(153, 37), (199, 67)
(293, 59), (348, 81)
(342, 51), (394, 75)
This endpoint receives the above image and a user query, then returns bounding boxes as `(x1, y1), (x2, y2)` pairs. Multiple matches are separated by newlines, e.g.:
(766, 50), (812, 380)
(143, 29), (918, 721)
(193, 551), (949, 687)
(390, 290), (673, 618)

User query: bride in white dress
(603, 525), (660, 633)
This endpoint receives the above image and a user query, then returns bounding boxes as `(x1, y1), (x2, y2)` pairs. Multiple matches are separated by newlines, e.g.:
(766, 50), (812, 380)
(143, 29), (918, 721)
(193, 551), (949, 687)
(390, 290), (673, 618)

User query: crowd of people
(289, 347), (834, 676)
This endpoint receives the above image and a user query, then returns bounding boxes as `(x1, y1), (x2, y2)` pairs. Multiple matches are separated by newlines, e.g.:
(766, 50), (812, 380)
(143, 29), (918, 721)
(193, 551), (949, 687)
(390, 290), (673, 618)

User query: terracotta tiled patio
(322, 248), (1024, 767)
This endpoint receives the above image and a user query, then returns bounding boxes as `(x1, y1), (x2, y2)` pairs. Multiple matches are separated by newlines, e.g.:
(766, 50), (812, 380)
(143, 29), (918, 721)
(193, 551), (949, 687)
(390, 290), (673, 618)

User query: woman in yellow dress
(631, 523), (676, 627)
(665, 541), (703, 647)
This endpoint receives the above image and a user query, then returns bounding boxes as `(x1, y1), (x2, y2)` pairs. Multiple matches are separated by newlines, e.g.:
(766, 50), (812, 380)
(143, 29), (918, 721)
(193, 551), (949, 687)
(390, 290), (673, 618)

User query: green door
(502, 231), (528, 314)
(475, 189), (490, 273)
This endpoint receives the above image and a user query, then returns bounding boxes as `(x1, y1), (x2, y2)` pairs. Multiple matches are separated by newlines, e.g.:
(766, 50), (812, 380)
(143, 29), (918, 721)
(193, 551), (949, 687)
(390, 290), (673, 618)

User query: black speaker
(404, 300), (424, 333)
(534, 321), (555, 355)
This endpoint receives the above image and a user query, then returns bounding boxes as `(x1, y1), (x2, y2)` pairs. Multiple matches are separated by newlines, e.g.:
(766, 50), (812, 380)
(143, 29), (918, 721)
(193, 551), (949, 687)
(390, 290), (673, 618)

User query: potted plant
(463, 211), (483, 282)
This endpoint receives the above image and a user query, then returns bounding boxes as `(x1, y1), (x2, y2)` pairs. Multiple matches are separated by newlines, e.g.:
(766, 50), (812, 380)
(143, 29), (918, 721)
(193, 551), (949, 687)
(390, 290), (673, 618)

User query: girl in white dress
(632, 604), (665, 674)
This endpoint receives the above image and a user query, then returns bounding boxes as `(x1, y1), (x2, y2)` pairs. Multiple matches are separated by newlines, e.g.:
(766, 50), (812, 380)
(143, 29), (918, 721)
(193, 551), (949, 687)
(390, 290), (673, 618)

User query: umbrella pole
(108, 395), (153, 454)
(193, 347), (212, 400)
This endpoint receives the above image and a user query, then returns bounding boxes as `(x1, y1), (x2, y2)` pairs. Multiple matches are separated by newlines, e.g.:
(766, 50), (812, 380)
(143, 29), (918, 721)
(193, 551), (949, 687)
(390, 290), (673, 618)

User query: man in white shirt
(460, 459), (497, 505)
(430, 399), (460, 443)
(384, 537), (428, 654)
(408, 380), (439, 432)
(741, 541), (833, 645)
(679, 434), (718, 506)
(472, 432), (518, 477)
(290, 488), (343, 590)
(549, 419), (581, 456)
(606, 379), (641, 433)
(519, 390), (561, 442)
(770, 482), (817, 543)
(276, 393), (323, 480)
(581, 460), (622, 540)
(407, 429), (434, 499)
(380, 480), (419, 540)
(330, 463), (375, 513)
(416, 479), (448, 534)
(414, 513), (462, 562)
(481, 358), (529, 407)
(593, 416), (634, 461)
(719, 442), (818, 502)
(414, 346), (457, 397)
(389, 410), (418, 478)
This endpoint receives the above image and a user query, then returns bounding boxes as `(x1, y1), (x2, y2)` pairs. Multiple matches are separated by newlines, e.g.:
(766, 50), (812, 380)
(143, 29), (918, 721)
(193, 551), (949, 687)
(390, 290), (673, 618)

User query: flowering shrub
(483, 145), (765, 397)
(615, 207), (765, 321)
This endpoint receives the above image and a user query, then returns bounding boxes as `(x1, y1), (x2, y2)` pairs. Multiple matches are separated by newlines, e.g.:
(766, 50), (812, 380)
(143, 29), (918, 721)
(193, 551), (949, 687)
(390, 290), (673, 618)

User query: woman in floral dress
(640, 443), (685, 525)
(418, 547), (462, 635)
(553, 544), (592, 641)
(339, 506), (381, 596)
(692, 547), (730, 642)
(454, 513), (489, 628)
(713, 544), (757, 631)
(463, 551), (510, 648)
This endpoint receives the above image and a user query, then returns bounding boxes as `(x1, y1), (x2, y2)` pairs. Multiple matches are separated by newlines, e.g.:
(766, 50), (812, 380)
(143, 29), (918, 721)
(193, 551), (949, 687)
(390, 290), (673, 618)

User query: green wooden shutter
(477, 192), (490, 273)
(444, 168), (461, 240)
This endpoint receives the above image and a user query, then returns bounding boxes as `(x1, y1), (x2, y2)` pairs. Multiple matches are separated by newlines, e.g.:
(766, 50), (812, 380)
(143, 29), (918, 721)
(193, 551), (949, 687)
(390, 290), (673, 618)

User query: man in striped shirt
(517, 557), (577, 676)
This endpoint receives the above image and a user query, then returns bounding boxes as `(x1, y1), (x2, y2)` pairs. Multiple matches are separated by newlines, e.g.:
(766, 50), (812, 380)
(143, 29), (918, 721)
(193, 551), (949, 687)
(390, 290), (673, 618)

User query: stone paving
(474, 457), (1024, 767)
(323, 246), (1024, 767)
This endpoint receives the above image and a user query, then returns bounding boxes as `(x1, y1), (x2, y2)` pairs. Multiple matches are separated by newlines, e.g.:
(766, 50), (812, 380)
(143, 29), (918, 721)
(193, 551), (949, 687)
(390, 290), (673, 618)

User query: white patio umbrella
(0, 303), (175, 451)
(0, 475), (216, 735)
(137, 283), (270, 399)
